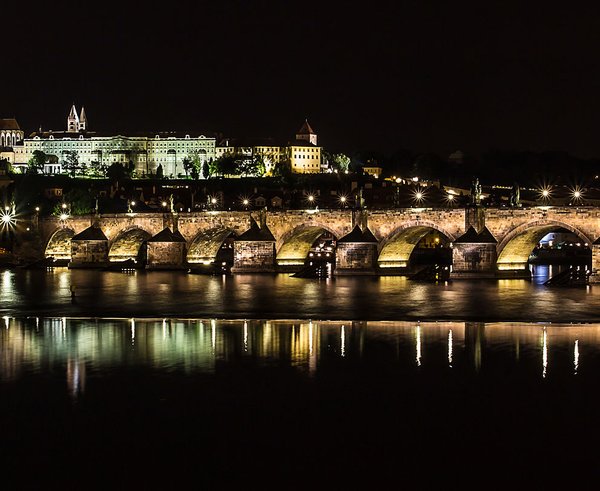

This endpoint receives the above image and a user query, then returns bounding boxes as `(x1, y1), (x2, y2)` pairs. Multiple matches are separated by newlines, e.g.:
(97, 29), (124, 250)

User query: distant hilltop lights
(0, 106), (324, 178)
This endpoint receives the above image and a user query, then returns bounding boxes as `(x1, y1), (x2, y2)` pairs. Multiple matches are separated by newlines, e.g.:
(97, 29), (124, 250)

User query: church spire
(78, 106), (87, 131)
(67, 104), (79, 132)
(296, 119), (317, 145)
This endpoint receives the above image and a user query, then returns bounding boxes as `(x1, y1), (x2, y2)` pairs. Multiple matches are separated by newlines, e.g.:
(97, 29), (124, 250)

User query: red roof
(0, 118), (21, 131)
(297, 120), (315, 135)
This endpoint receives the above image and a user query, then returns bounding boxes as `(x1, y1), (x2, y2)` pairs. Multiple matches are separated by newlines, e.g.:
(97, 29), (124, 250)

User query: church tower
(296, 119), (317, 146)
(67, 104), (79, 132)
(78, 106), (87, 131)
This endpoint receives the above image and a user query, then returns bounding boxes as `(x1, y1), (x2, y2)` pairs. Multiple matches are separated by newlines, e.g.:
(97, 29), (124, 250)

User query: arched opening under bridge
(378, 224), (453, 272)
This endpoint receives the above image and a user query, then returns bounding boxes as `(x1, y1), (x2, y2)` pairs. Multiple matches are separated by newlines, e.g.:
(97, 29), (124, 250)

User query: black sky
(2, 1), (600, 158)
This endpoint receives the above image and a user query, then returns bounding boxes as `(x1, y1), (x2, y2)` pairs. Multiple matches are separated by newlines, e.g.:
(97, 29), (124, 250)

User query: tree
(182, 158), (194, 177)
(89, 160), (107, 178)
(213, 155), (239, 177)
(107, 162), (127, 181)
(202, 161), (210, 179)
(156, 164), (164, 179)
(252, 154), (267, 177)
(332, 153), (351, 173)
(27, 150), (46, 174)
(63, 187), (93, 215)
(62, 150), (80, 177)
(272, 158), (292, 179)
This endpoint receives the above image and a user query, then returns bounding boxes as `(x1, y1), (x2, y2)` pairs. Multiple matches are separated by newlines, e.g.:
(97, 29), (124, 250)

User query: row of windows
(294, 154), (320, 159)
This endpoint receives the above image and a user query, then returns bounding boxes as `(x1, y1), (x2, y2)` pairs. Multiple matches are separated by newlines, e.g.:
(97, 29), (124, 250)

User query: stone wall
(451, 243), (497, 278)
(146, 242), (186, 269)
(37, 207), (600, 275)
(232, 241), (276, 273)
(70, 240), (108, 267)
(335, 243), (378, 274)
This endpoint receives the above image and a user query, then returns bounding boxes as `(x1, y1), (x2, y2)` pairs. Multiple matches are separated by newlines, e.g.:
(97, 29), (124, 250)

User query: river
(0, 265), (598, 321)
(2, 268), (599, 487)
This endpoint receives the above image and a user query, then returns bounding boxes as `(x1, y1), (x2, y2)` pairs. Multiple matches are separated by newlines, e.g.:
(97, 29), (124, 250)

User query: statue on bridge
(470, 178), (482, 205)
(509, 182), (521, 207)
(355, 188), (366, 210)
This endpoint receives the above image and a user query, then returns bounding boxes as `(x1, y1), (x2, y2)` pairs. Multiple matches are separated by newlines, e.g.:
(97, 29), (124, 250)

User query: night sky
(2, 2), (600, 158)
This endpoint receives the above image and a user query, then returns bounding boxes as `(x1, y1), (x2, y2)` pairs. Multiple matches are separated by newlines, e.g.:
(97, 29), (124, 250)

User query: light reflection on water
(2, 318), (600, 389)
(1, 269), (600, 321)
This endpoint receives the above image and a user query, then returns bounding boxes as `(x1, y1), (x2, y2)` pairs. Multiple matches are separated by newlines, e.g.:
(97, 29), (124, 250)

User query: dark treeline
(351, 149), (600, 187)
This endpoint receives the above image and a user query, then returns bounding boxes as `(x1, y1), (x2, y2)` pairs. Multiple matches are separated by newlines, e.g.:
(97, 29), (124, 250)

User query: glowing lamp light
(415, 192), (423, 200)
(35, 206), (40, 212)
(447, 194), (454, 201)
(61, 203), (68, 210)
(130, 201), (136, 207)
(1, 213), (12, 224)
(340, 196), (346, 203)
(573, 191), (581, 198)
(243, 199), (249, 206)
(161, 201), (168, 207)
(542, 190), (549, 197)
(211, 198), (217, 204)
(60, 213), (69, 221)
(307, 195), (315, 202)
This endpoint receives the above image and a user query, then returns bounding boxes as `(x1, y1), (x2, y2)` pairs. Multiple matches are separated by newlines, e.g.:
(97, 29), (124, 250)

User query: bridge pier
(450, 227), (498, 279)
(146, 227), (187, 270)
(69, 225), (109, 269)
(589, 239), (600, 284)
(335, 225), (379, 275)
(231, 218), (277, 273)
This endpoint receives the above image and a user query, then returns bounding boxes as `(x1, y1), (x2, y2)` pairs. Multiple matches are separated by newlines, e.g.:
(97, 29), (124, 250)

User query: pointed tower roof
(69, 104), (79, 121)
(297, 119), (315, 135)
(79, 106), (87, 122)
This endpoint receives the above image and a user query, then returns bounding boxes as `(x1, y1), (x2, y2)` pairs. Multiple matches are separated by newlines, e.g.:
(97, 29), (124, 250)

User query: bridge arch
(496, 219), (593, 270)
(108, 227), (152, 262)
(45, 227), (75, 260)
(378, 221), (456, 268)
(276, 224), (339, 266)
(187, 227), (237, 264)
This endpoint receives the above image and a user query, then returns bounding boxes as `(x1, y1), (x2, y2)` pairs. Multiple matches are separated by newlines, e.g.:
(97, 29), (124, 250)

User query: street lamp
(570, 187), (584, 204)
(412, 187), (426, 206)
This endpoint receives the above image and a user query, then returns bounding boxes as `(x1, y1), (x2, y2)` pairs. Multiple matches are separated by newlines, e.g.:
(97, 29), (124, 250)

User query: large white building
(11, 105), (216, 177)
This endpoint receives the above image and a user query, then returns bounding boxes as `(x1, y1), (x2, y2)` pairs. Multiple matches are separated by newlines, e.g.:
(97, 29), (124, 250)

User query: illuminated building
(0, 118), (24, 165)
(215, 120), (322, 174)
(11, 105), (215, 177)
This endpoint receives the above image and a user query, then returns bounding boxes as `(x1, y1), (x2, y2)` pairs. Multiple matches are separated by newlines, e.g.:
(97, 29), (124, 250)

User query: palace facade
(2, 107), (323, 176)
(11, 105), (215, 176)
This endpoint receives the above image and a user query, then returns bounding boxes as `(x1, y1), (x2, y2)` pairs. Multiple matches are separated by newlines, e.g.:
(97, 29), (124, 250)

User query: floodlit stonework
(30, 206), (600, 278)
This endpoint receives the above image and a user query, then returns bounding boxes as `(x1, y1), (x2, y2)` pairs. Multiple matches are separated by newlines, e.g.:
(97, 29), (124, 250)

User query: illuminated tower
(67, 104), (79, 132)
(296, 119), (317, 146)
(78, 107), (87, 131)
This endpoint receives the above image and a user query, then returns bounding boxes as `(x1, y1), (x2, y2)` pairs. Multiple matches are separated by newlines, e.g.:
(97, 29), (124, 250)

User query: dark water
(2, 317), (600, 487)
(2, 268), (600, 487)
(1, 265), (599, 321)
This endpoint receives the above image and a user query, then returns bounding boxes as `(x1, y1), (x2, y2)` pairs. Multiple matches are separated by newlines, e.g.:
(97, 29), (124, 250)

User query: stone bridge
(35, 206), (600, 278)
